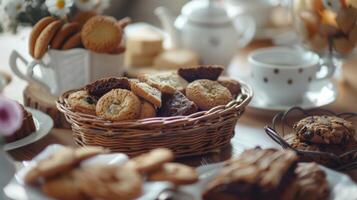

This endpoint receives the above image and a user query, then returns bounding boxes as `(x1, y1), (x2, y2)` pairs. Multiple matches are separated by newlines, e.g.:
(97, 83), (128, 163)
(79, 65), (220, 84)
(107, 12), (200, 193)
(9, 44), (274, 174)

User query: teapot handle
(234, 14), (256, 48)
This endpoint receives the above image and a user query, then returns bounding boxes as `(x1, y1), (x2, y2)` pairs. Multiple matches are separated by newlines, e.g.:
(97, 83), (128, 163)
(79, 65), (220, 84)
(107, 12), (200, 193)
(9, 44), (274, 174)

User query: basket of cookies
(264, 107), (357, 170)
(57, 65), (253, 157)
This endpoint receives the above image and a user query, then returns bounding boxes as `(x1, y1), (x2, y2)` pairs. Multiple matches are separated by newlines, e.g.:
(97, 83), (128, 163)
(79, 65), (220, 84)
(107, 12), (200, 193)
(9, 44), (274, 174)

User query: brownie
(202, 148), (298, 200)
(178, 65), (224, 82)
(158, 91), (197, 117)
(85, 77), (130, 97)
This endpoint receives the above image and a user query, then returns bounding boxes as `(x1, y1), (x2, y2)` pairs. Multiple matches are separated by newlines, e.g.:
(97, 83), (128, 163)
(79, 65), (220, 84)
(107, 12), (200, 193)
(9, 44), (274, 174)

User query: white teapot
(155, 0), (256, 66)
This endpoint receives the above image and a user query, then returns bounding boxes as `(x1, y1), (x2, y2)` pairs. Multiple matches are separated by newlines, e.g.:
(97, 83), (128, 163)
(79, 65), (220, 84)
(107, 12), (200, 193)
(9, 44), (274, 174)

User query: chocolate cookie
(85, 77), (130, 97)
(67, 90), (98, 115)
(158, 91), (197, 117)
(293, 115), (355, 144)
(96, 89), (141, 121)
(178, 65), (224, 82)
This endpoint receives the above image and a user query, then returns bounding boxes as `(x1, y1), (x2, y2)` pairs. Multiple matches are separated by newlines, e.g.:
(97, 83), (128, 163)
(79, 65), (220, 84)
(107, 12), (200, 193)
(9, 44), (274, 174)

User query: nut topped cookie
(85, 77), (130, 97)
(67, 90), (98, 115)
(139, 72), (188, 94)
(178, 65), (224, 82)
(96, 89), (141, 121)
(293, 115), (355, 144)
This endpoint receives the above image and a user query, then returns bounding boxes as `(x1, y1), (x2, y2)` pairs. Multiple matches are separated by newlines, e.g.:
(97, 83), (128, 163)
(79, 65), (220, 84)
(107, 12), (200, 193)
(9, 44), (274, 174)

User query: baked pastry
(139, 100), (156, 119)
(74, 165), (142, 200)
(81, 16), (122, 53)
(158, 91), (197, 117)
(5, 104), (36, 143)
(218, 77), (241, 98)
(148, 163), (199, 185)
(95, 89), (141, 121)
(139, 72), (188, 94)
(130, 81), (162, 108)
(67, 90), (98, 115)
(71, 11), (97, 29)
(51, 22), (80, 49)
(126, 148), (174, 174)
(62, 32), (82, 50)
(186, 79), (233, 110)
(29, 16), (57, 57)
(202, 148), (298, 200)
(294, 163), (329, 200)
(85, 77), (130, 98)
(293, 115), (355, 144)
(34, 20), (62, 59)
(178, 65), (224, 82)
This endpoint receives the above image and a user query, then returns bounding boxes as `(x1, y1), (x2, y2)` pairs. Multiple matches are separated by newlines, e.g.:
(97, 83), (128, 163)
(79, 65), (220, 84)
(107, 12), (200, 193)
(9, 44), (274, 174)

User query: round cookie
(34, 20), (63, 59)
(67, 90), (98, 115)
(293, 115), (355, 144)
(74, 146), (108, 161)
(74, 165), (142, 200)
(178, 65), (224, 82)
(294, 163), (330, 200)
(217, 77), (241, 98)
(62, 32), (82, 50)
(71, 11), (97, 29)
(85, 77), (130, 98)
(186, 79), (233, 110)
(148, 163), (199, 185)
(126, 148), (174, 174)
(130, 81), (162, 107)
(139, 72), (188, 94)
(158, 91), (198, 117)
(51, 22), (80, 49)
(139, 100), (157, 119)
(96, 89), (141, 121)
(81, 16), (122, 53)
(29, 16), (57, 57)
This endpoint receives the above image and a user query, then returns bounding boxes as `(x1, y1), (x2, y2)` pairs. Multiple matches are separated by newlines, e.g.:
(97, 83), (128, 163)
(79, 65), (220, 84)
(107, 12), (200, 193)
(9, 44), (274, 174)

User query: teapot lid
(182, 0), (231, 24)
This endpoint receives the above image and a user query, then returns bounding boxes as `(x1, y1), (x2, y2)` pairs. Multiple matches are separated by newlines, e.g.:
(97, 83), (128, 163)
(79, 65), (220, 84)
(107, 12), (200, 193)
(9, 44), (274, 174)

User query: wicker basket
(56, 81), (253, 158)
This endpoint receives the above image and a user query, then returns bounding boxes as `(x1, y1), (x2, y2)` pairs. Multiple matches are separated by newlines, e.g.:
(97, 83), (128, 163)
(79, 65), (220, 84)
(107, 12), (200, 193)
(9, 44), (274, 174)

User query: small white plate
(3, 108), (53, 151)
(227, 66), (338, 111)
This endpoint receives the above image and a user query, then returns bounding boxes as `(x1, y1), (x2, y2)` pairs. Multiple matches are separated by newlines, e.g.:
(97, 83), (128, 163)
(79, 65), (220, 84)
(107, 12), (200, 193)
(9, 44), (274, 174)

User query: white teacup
(10, 49), (124, 96)
(248, 47), (334, 105)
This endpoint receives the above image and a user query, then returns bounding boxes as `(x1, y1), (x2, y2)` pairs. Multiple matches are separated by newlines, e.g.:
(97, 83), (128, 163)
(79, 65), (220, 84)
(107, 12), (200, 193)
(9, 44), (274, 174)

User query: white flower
(1, 0), (25, 19)
(74, 0), (97, 11)
(45, 0), (73, 17)
(94, 0), (110, 14)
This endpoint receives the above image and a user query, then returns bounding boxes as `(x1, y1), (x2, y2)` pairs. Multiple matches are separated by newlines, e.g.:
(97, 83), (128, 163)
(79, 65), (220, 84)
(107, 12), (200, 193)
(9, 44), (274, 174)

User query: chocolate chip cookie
(178, 65), (224, 82)
(85, 77), (130, 97)
(158, 91), (198, 117)
(293, 115), (355, 144)
(96, 89), (141, 121)
(67, 90), (98, 115)
(186, 79), (233, 110)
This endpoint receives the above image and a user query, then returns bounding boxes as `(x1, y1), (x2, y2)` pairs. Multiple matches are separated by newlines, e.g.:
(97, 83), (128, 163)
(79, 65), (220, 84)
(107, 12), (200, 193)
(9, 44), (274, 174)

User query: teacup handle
(9, 50), (51, 91)
(234, 14), (256, 48)
(316, 56), (336, 81)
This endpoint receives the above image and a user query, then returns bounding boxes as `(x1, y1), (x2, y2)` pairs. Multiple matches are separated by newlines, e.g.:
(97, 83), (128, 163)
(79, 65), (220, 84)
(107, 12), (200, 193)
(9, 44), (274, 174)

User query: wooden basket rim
(56, 80), (253, 127)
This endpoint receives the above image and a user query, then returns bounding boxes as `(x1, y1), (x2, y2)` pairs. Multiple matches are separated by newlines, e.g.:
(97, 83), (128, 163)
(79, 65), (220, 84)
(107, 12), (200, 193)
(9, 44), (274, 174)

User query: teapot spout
(155, 7), (180, 48)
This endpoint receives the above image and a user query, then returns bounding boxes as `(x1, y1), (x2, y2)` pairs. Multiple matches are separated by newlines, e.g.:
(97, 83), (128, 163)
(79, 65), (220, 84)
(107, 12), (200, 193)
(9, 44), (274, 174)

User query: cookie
(67, 90), (97, 115)
(85, 77), (130, 97)
(71, 11), (97, 29)
(29, 16), (57, 57)
(217, 77), (241, 98)
(139, 72), (188, 94)
(293, 115), (355, 144)
(34, 20), (63, 59)
(139, 100), (157, 119)
(148, 163), (199, 185)
(74, 165), (142, 200)
(186, 79), (233, 110)
(178, 65), (224, 82)
(74, 146), (108, 161)
(42, 170), (87, 200)
(126, 148), (174, 174)
(294, 163), (330, 200)
(96, 89), (141, 121)
(130, 81), (162, 107)
(62, 32), (82, 50)
(81, 16), (122, 53)
(51, 22), (80, 49)
(158, 91), (198, 117)
(117, 17), (132, 29)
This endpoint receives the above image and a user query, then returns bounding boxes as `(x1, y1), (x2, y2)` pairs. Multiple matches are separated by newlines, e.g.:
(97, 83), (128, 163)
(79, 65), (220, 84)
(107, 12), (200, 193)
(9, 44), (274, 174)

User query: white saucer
(3, 108), (53, 151)
(227, 66), (338, 111)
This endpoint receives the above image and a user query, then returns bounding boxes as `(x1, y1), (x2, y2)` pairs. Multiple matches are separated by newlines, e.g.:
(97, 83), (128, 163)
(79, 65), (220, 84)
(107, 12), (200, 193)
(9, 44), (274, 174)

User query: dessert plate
(3, 108), (53, 151)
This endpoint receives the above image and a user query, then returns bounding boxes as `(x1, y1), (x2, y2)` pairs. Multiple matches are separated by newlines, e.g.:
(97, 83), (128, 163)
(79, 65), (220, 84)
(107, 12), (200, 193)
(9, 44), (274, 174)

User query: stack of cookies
(29, 15), (129, 59)
(284, 115), (357, 167)
(202, 148), (330, 200)
(25, 147), (198, 200)
(67, 65), (242, 121)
